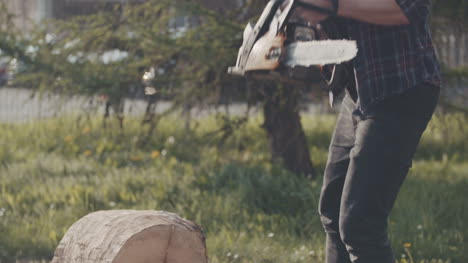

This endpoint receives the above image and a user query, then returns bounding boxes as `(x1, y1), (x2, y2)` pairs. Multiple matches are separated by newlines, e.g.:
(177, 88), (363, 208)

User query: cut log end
(51, 210), (207, 263)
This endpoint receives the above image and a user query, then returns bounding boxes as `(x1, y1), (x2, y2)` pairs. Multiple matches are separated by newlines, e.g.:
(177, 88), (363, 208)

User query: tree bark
(262, 83), (315, 179)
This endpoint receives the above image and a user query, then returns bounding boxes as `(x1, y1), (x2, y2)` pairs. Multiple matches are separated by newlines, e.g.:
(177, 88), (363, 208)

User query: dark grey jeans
(318, 83), (440, 263)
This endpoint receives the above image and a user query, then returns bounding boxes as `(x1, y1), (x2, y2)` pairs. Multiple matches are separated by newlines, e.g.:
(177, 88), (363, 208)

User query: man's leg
(338, 83), (440, 263)
(319, 94), (356, 263)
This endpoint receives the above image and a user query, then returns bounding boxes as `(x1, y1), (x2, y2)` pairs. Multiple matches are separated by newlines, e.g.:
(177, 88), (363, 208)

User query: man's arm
(295, 0), (410, 25)
(338, 0), (409, 25)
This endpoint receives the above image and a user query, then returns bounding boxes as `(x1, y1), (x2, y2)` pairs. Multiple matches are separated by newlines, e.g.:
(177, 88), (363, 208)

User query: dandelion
(49, 203), (56, 209)
(49, 230), (57, 241)
(83, 150), (92, 157)
(404, 243), (415, 263)
(300, 246), (305, 251)
(64, 135), (73, 142)
(109, 202), (116, 207)
(267, 232), (274, 238)
(417, 224), (423, 230)
(0, 208), (6, 217)
(401, 254), (406, 258)
(167, 136), (175, 145)
(309, 250), (315, 256)
(233, 254), (239, 259)
(151, 150), (160, 159)
(226, 252), (231, 257)
(161, 149), (167, 157)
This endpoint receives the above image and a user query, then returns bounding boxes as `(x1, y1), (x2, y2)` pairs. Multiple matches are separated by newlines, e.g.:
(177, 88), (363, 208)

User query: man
(284, 0), (441, 262)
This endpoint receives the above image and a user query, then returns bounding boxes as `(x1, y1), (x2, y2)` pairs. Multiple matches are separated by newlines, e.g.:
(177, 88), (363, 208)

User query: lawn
(0, 112), (466, 263)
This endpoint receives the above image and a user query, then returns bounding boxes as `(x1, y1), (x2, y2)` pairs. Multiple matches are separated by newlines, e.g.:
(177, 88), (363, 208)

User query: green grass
(0, 113), (466, 263)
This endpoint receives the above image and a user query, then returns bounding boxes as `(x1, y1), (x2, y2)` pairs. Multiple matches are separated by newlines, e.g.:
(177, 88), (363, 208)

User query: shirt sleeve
(394, 0), (432, 25)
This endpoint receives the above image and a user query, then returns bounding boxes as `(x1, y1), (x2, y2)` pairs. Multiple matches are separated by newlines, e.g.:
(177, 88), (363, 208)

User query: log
(51, 210), (207, 263)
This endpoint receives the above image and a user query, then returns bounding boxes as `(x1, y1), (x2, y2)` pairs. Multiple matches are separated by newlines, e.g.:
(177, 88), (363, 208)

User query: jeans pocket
(331, 95), (356, 148)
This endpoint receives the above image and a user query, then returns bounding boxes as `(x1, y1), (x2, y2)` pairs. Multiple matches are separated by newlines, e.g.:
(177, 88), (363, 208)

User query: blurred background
(0, 0), (466, 123)
(0, 1), (466, 263)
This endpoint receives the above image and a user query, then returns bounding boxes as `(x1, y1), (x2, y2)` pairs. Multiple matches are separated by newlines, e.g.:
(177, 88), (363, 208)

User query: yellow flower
(403, 243), (412, 248)
(82, 127), (91, 134)
(151, 150), (160, 159)
(64, 135), (73, 142)
(49, 230), (57, 241)
(83, 150), (92, 157)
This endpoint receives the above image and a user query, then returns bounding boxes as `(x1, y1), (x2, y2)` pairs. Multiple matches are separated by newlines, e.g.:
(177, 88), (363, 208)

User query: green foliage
(0, 113), (466, 263)
(433, 0), (468, 23)
(0, 0), (244, 107)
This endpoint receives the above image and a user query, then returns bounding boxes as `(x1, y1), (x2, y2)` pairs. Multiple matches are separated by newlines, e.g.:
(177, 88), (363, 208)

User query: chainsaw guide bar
(283, 40), (357, 68)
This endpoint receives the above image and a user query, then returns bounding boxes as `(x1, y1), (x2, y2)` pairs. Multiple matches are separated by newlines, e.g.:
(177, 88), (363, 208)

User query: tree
(0, 0), (320, 178)
(262, 83), (315, 178)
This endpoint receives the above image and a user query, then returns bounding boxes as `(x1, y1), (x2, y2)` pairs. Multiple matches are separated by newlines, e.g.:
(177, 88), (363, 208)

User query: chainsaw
(228, 0), (358, 105)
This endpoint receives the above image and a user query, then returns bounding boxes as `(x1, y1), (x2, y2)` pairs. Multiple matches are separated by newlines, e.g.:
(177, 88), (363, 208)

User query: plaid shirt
(331, 0), (441, 113)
